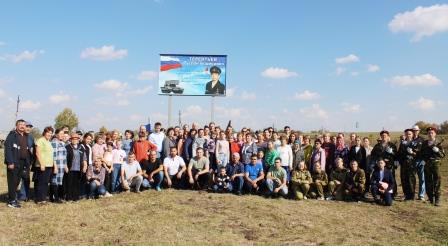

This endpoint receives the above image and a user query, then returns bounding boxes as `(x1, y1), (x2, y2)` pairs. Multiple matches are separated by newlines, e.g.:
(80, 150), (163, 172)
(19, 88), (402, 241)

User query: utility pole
(178, 110), (181, 127)
(15, 95), (20, 123)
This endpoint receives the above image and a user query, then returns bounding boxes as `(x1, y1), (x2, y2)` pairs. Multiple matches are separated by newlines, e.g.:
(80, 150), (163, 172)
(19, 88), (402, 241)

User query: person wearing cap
(4, 119), (33, 208)
(34, 126), (55, 204)
(421, 127), (446, 206)
(65, 133), (87, 201)
(398, 129), (417, 200)
(17, 121), (35, 202)
(343, 160), (366, 201)
(370, 159), (395, 206)
(371, 130), (398, 198)
(205, 66), (225, 95)
(411, 125), (426, 201)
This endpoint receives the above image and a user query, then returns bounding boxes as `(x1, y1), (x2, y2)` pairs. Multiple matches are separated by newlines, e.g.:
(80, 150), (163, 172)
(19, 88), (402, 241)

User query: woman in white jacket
(276, 136), (293, 181)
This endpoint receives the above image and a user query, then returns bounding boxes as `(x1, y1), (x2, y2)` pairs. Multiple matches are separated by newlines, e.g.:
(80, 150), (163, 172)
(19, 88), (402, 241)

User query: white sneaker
(303, 196), (308, 200)
(326, 196), (334, 201)
(317, 197), (324, 201)
(104, 192), (113, 198)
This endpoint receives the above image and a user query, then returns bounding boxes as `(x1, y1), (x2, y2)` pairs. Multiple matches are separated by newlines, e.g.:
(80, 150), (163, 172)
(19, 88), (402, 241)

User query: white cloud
(226, 87), (236, 97)
(95, 79), (128, 91)
(0, 50), (44, 63)
(241, 91), (256, 100)
(261, 67), (298, 79)
(389, 4), (448, 42)
(0, 89), (5, 98)
(184, 105), (203, 116)
(367, 64), (380, 72)
(127, 86), (152, 96)
(49, 92), (72, 104)
(294, 90), (320, 100)
(20, 100), (41, 110)
(137, 70), (158, 80)
(335, 54), (360, 64)
(129, 114), (144, 122)
(350, 71), (359, 77)
(342, 103), (361, 113)
(299, 104), (329, 119)
(409, 97), (435, 110)
(80, 45), (127, 61)
(117, 99), (130, 106)
(336, 67), (346, 76)
(387, 73), (442, 86)
(216, 106), (244, 119)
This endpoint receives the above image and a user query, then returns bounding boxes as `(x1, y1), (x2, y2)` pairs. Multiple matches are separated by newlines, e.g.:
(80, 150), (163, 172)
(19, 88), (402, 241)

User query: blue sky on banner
(0, 1), (447, 132)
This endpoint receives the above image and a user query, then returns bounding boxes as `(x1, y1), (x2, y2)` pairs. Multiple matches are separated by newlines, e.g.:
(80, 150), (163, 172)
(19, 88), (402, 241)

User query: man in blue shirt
(226, 152), (245, 195)
(244, 154), (265, 194)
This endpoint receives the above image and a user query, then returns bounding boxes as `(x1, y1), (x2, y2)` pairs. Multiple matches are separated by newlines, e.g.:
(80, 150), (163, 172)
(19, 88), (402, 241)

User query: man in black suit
(371, 158), (395, 206)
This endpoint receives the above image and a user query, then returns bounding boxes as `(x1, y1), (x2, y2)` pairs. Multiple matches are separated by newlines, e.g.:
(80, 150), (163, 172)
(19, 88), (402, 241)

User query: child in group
(212, 167), (232, 193)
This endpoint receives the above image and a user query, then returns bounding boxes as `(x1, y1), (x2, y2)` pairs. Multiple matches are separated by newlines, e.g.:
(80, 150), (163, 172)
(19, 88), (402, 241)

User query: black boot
(435, 197), (441, 206)
(49, 185), (57, 202)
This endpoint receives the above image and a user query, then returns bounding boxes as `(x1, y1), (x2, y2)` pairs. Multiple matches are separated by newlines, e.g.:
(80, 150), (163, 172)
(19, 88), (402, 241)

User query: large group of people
(3, 120), (445, 208)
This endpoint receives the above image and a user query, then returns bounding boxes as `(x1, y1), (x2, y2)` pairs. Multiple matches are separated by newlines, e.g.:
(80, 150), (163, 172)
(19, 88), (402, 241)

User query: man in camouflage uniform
(398, 129), (417, 200)
(290, 161), (312, 200)
(343, 160), (366, 201)
(422, 127), (445, 206)
(327, 157), (348, 201)
(309, 162), (328, 200)
(371, 130), (398, 198)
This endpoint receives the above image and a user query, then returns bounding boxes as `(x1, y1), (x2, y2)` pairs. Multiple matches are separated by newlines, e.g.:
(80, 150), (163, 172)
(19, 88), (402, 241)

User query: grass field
(0, 141), (447, 245)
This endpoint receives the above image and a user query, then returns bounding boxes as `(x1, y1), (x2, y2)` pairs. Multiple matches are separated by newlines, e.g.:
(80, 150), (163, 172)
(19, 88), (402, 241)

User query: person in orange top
(230, 135), (241, 155)
(131, 132), (157, 164)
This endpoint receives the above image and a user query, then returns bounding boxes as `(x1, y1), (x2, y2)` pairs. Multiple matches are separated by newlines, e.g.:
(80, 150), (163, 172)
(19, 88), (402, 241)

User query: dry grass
(0, 143), (447, 245)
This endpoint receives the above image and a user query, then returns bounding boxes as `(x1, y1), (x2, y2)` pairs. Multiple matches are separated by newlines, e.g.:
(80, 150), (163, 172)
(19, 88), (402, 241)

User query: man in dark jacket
(371, 130), (398, 198)
(4, 119), (32, 208)
(371, 159), (395, 206)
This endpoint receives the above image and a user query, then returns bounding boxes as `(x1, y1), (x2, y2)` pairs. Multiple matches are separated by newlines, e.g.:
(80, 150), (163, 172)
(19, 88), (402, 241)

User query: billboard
(158, 54), (227, 96)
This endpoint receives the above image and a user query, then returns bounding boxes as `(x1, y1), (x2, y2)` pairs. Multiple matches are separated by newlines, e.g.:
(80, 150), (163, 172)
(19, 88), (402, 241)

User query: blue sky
(0, 0), (447, 133)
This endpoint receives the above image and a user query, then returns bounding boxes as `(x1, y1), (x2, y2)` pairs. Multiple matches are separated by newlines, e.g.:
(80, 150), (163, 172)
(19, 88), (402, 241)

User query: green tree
(414, 121), (439, 134)
(54, 108), (79, 131)
(99, 126), (108, 134)
(439, 121), (448, 134)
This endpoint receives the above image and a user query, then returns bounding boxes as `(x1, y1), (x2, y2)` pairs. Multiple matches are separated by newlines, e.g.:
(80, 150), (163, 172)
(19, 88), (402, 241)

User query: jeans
(231, 176), (244, 193)
(111, 164), (122, 192)
(123, 176), (143, 191)
(89, 182), (106, 197)
(18, 177), (30, 201)
(213, 183), (233, 192)
(415, 160), (426, 198)
(281, 166), (291, 181)
(265, 179), (288, 196)
(142, 171), (164, 189)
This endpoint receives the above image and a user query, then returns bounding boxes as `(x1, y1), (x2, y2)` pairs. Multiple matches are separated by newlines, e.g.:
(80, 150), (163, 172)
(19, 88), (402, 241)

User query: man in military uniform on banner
(205, 66), (225, 95)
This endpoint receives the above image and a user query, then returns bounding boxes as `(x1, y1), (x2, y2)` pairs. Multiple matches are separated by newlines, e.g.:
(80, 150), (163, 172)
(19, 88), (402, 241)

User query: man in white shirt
(163, 147), (187, 189)
(121, 153), (143, 193)
(149, 122), (166, 158)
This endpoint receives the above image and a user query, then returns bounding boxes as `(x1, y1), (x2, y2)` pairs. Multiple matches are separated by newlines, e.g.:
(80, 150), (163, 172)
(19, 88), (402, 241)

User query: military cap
(404, 128), (413, 133)
(210, 66), (221, 74)
(426, 127), (437, 133)
(380, 130), (390, 135)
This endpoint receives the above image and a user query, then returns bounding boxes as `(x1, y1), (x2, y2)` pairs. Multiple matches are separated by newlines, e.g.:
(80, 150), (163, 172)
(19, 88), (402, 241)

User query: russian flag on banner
(160, 56), (182, 71)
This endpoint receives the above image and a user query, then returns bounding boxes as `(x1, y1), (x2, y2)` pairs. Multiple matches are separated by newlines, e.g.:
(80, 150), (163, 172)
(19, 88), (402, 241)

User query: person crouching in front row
(264, 157), (288, 198)
(371, 159), (395, 206)
(87, 157), (106, 199)
(121, 153), (143, 193)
